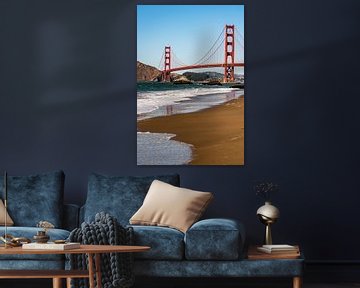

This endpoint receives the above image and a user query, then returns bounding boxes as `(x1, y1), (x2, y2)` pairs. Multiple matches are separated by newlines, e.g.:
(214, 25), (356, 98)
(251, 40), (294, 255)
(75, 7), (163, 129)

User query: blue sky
(137, 5), (244, 73)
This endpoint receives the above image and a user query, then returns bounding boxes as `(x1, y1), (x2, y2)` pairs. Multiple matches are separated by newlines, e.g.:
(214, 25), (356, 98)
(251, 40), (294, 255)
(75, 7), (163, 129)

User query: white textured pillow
(0, 200), (14, 226)
(130, 180), (213, 233)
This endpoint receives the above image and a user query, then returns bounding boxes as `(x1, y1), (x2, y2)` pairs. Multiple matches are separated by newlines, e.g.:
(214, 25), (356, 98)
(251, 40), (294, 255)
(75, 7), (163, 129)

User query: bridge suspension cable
(192, 27), (225, 66)
(236, 38), (244, 51)
(157, 50), (165, 70)
(235, 37), (244, 60)
(235, 27), (244, 42)
(172, 50), (188, 67)
(235, 28), (244, 50)
(197, 37), (225, 66)
(235, 27), (244, 63)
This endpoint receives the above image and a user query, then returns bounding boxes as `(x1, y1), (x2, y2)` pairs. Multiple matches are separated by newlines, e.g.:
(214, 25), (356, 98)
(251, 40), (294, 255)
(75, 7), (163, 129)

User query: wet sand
(137, 96), (244, 165)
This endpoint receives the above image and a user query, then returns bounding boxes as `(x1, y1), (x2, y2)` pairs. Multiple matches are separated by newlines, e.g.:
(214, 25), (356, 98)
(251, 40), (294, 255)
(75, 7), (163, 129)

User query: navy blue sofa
(80, 173), (304, 283)
(0, 171), (303, 287)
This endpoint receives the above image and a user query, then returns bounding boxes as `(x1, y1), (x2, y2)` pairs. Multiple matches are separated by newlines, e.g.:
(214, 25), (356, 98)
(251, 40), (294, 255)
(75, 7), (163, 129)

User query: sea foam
(137, 132), (192, 165)
(137, 87), (239, 116)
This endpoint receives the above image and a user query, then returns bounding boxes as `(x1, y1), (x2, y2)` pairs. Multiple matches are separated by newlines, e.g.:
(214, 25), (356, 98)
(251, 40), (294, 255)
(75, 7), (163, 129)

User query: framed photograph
(137, 5), (244, 165)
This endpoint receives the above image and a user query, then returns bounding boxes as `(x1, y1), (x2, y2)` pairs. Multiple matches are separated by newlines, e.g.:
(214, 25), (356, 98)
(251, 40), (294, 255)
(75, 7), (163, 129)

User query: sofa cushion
(0, 199), (14, 226)
(130, 180), (213, 233)
(130, 225), (184, 260)
(0, 171), (65, 227)
(184, 218), (245, 260)
(0, 227), (69, 261)
(84, 174), (180, 225)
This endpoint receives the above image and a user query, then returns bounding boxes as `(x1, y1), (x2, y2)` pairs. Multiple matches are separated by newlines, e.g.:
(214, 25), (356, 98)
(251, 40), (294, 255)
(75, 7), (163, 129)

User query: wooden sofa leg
(67, 277), (72, 288)
(293, 276), (302, 288)
(53, 278), (62, 288)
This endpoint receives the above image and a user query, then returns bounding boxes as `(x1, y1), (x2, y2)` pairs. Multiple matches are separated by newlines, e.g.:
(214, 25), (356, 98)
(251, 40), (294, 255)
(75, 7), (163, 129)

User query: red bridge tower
(163, 46), (171, 81)
(224, 25), (235, 82)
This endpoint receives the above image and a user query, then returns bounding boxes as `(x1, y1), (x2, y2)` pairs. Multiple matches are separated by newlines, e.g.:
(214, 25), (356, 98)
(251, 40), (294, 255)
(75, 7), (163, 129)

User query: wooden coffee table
(0, 244), (150, 288)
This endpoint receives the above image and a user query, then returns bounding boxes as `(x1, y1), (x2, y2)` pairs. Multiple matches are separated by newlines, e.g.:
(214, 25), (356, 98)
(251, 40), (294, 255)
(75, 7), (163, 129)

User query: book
(22, 242), (80, 250)
(248, 245), (301, 260)
(263, 244), (298, 250)
(257, 244), (299, 254)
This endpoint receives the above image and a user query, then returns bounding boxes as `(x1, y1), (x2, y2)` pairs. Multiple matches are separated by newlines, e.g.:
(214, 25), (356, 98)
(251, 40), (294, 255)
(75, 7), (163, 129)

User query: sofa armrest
(63, 204), (80, 231)
(184, 218), (245, 260)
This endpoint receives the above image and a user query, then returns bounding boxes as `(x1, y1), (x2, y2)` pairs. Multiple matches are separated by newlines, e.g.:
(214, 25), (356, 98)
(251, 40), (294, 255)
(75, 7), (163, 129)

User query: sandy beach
(137, 96), (244, 165)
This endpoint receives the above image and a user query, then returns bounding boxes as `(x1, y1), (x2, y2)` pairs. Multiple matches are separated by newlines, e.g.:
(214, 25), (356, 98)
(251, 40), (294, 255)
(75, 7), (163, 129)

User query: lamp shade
(256, 201), (280, 221)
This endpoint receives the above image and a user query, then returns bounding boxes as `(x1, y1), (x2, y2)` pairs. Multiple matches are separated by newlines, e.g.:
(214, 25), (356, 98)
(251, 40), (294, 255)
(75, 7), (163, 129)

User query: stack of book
(248, 244), (300, 260)
(257, 244), (299, 255)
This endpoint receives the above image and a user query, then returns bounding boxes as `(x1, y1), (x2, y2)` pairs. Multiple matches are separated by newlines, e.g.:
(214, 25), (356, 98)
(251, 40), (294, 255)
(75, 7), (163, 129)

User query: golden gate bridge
(158, 25), (244, 83)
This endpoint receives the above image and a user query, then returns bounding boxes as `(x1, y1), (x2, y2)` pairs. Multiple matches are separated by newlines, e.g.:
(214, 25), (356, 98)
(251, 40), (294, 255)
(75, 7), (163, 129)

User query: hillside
(137, 61), (162, 81)
(183, 71), (224, 81)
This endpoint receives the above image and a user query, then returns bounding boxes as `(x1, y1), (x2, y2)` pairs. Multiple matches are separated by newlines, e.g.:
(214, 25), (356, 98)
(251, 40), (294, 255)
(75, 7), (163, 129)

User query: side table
(247, 245), (304, 288)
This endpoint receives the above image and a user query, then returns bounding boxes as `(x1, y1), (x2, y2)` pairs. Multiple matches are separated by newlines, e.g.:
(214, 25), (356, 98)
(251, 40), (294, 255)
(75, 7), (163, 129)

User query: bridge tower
(224, 25), (235, 82)
(163, 46), (171, 81)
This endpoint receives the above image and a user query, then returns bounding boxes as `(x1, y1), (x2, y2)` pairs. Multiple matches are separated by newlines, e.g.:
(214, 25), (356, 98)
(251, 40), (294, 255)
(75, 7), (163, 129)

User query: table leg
(66, 277), (72, 288)
(52, 278), (62, 288)
(95, 253), (102, 288)
(293, 276), (302, 288)
(88, 253), (95, 288)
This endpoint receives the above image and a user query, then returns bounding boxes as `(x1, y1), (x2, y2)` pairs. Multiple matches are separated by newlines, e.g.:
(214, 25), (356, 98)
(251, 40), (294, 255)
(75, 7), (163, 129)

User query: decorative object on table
(0, 234), (31, 247)
(33, 230), (50, 243)
(34, 220), (55, 243)
(37, 220), (55, 232)
(69, 212), (134, 288)
(254, 181), (280, 245)
(54, 239), (67, 244)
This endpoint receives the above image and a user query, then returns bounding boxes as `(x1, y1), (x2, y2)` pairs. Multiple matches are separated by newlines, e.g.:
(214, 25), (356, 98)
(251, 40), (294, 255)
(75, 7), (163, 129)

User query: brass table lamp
(257, 201), (280, 245)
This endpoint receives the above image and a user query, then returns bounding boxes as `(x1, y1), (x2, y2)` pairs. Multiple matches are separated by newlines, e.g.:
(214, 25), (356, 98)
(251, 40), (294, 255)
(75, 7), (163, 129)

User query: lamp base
(265, 223), (272, 245)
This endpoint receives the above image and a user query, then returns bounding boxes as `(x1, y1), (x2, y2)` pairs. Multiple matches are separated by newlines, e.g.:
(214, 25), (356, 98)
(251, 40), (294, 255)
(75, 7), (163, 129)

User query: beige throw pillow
(130, 180), (213, 233)
(0, 199), (14, 226)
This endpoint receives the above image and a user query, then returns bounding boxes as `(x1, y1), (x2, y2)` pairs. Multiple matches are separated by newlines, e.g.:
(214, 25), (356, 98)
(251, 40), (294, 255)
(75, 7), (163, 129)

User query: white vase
(256, 201), (280, 245)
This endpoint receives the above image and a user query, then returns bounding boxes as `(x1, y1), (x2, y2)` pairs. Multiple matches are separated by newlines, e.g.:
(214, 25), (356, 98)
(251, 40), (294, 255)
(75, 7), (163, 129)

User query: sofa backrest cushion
(0, 170), (65, 227)
(84, 173), (180, 225)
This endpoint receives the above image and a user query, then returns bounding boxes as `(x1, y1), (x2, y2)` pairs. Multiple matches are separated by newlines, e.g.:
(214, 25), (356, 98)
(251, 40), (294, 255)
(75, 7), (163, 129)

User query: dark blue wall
(1, 0), (360, 262)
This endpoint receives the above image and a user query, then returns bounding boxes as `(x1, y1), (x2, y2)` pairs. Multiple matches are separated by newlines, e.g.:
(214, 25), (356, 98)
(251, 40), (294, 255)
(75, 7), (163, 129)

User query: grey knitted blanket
(68, 212), (134, 288)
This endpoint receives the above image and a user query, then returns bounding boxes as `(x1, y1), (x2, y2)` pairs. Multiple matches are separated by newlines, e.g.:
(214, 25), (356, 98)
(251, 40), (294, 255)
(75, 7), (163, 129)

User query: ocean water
(137, 82), (243, 119)
(137, 82), (244, 165)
